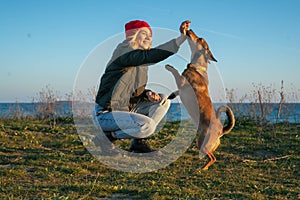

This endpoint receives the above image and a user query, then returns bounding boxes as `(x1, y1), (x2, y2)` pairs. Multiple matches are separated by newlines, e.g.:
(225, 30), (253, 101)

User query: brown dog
(165, 29), (235, 170)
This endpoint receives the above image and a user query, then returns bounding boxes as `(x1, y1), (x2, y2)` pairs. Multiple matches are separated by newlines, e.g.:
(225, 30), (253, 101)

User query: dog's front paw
(165, 64), (175, 72)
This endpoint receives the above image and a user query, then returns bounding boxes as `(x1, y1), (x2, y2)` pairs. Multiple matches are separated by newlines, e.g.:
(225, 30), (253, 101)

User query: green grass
(0, 118), (299, 199)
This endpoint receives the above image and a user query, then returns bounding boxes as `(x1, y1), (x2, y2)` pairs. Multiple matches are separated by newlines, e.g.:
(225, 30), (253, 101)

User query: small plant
(276, 80), (285, 124)
(8, 100), (25, 119)
(33, 85), (60, 128)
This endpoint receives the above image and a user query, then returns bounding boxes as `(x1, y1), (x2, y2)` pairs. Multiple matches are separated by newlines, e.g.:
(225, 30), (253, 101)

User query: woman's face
(135, 27), (152, 50)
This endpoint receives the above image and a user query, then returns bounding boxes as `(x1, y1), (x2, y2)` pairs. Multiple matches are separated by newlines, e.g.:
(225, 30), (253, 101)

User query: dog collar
(188, 64), (207, 72)
(199, 66), (207, 72)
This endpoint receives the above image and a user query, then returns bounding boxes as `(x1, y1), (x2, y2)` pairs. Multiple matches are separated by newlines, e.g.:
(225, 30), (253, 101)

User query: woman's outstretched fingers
(180, 20), (191, 35)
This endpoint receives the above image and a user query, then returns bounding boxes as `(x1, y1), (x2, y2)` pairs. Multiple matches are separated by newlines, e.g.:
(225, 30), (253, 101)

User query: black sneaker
(92, 132), (117, 145)
(129, 139), (156, 153)
(92, 132), (121, 156)
(104, 131), (117, 143)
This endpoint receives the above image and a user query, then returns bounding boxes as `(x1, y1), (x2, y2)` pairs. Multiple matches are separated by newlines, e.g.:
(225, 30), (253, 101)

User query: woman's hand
(146, 91), (161, 102)
(176, 20), (191, 46)
(179, 20), (191, 35)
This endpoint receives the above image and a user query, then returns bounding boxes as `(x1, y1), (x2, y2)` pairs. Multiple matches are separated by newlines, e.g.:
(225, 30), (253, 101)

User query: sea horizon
(1, 101), (299, 124)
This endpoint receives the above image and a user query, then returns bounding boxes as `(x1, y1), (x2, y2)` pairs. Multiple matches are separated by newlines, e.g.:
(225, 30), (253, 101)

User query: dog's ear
(208, 50), (217, 62)
(199, 38), (217, 62)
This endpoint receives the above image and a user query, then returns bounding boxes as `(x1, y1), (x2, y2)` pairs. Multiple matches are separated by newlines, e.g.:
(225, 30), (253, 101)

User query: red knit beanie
(125, 20), (152, 40)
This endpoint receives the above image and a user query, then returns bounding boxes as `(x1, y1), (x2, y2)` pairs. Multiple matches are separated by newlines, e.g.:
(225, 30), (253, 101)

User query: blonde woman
(94, 20), (190, 154)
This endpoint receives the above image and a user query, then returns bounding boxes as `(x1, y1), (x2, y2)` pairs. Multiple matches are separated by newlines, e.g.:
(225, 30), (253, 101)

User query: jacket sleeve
(115, 39), (180, 67)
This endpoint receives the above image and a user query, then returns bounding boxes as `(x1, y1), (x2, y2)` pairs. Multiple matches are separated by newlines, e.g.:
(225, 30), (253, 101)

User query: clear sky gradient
(1, 0), (300, 102)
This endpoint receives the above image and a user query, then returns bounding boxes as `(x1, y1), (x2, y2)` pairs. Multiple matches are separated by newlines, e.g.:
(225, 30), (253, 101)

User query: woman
(94, 20), (190, 154)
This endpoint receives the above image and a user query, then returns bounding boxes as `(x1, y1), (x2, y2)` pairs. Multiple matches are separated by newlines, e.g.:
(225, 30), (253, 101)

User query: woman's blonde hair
(127, 30), (152, 50)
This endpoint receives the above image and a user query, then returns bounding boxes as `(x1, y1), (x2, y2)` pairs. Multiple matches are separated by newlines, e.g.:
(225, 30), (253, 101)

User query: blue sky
(1, 0), (300, 102)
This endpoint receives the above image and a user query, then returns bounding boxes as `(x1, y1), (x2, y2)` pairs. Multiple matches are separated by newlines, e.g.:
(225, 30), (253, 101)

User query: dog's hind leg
(201, 153), (216, 171)
(200, 139), (220, 170)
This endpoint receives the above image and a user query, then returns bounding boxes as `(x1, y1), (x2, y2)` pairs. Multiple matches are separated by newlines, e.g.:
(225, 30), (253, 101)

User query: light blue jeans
(94, 94), (170, 139)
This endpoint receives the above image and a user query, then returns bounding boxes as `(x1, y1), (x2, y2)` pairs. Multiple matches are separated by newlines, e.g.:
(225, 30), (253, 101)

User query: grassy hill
(0, 118), (299, 199)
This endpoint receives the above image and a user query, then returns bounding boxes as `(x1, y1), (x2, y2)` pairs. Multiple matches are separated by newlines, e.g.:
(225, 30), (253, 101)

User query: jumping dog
(165, 29), (235, 170)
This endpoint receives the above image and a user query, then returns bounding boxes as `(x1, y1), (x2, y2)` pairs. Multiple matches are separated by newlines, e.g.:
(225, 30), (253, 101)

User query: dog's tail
(216, 105), (235, 136)
(168, 90), (179, 100)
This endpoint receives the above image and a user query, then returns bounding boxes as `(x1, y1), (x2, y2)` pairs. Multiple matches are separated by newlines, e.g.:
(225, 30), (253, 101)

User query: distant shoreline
(1, 102), (300, 123)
